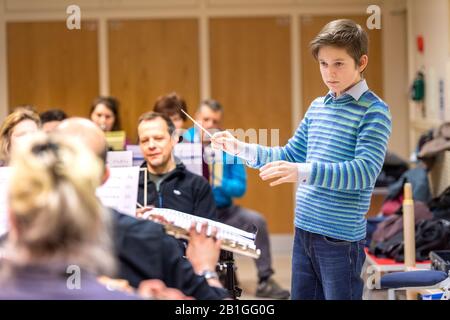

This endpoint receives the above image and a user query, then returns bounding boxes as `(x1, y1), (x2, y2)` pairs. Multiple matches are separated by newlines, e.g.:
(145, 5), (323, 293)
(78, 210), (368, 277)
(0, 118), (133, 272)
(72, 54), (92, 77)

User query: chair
(380, 270), (450, 300)
(376, 183), (450, 300)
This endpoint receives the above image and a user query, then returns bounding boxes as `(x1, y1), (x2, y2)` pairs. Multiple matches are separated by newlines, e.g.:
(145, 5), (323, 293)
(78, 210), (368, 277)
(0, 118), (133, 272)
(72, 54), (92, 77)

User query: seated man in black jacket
(57, 118), (228, 300)
(135, 112), (216, 221)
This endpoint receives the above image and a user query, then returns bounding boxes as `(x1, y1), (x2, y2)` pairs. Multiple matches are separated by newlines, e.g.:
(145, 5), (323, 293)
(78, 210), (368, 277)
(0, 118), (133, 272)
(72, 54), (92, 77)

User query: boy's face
(317, 46), (368, 97)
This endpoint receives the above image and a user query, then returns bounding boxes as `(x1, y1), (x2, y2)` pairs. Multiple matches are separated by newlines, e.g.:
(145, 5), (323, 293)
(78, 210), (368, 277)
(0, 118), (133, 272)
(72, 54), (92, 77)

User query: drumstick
(179, 108), (212, 138)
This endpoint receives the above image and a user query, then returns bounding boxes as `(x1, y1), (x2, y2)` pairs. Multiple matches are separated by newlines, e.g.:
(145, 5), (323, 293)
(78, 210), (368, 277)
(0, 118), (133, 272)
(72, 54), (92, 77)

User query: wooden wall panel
(7, 21), (99, 115)
(210, 17), (293, 234)
(300, 15), (383, 117)
(108, 19), (200, 143)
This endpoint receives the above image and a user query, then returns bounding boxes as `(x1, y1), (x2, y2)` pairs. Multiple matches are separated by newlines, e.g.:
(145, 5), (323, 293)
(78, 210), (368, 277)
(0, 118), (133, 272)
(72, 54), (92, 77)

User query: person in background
(90, 96), (121, 132)
(0, 106), (40, 166)
(136, 112), (217, 221)
(153, 92), (188, 131)
(40, 109), (67, 133)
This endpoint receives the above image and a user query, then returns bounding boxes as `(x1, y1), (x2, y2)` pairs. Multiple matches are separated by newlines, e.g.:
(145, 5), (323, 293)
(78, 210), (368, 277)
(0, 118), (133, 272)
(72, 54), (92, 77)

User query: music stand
(218, 250), (242, 299)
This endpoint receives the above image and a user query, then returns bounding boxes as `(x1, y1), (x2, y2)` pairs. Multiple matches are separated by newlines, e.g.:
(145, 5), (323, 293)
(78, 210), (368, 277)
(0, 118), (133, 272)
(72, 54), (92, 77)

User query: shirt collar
(324, 79), (368, 103)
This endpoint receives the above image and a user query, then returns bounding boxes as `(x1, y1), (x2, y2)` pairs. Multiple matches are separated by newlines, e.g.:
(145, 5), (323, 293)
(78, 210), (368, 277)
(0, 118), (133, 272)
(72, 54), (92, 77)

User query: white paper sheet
(106, 151), (133, 168)
(144, 207), (257, 248)
(96, 166), (140, 217)
(0, 167), (11, 236)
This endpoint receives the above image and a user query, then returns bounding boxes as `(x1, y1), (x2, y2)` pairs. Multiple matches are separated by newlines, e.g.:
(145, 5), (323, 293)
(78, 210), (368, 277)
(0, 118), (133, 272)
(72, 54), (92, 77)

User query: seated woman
(0, 132), (134, 299)
(0, 106), (40, 166)
(89, 96), (128, 150)
(90, 96), (121, 132)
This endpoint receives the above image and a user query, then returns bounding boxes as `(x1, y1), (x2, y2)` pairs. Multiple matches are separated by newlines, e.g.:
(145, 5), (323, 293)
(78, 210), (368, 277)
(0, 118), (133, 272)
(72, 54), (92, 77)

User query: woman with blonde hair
(0, 132), (134, 299)
(0, 106), (40, 166)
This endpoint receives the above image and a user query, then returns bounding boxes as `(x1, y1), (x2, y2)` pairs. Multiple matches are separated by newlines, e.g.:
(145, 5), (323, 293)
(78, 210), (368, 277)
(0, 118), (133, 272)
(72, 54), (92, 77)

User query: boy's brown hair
(310, 19), (368, 69)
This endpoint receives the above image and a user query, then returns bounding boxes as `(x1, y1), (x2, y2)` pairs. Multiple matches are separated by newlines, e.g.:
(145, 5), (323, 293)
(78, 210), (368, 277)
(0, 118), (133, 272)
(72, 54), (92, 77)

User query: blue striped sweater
(248, 81), (392, 241)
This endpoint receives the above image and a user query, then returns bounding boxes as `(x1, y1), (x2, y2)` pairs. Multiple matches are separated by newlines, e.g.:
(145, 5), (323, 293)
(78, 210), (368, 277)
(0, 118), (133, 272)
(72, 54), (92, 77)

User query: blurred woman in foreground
(0, 133), (133, 299)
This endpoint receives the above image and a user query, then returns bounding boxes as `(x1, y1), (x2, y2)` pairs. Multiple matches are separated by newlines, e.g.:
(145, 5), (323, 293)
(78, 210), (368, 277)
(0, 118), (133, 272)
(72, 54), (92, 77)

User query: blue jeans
(291, 228), (366, 300)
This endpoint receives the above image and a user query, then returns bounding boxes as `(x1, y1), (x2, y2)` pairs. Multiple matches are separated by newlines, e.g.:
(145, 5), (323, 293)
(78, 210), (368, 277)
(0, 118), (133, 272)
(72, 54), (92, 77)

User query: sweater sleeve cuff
(297, 163), (313, 185)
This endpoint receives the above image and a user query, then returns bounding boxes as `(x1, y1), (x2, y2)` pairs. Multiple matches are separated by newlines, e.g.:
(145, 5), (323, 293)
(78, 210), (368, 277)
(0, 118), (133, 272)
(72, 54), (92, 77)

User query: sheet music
(107, 151), (133, 168)
(0, 167), (11, 236)
(96, 167), (140, 217)
(145, 208), (257, 249)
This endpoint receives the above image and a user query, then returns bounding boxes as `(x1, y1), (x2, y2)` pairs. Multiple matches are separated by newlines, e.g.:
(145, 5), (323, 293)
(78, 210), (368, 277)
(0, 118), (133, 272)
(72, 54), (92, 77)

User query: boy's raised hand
(259, 161), (299, 186)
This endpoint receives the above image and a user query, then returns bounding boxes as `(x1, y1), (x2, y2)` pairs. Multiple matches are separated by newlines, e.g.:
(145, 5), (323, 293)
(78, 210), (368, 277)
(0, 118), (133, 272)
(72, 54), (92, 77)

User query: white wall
(408, 0), (449, 121)
(383, 0), (409, 159)
(406, 0), (449, 155)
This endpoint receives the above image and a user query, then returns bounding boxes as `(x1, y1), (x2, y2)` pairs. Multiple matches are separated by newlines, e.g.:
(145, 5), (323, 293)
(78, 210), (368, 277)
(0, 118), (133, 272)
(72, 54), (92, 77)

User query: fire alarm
(417, 35), (424, 53)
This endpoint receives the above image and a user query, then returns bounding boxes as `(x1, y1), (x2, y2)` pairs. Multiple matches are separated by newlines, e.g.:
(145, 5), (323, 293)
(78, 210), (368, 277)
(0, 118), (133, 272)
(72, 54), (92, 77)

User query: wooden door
(210, 16), (293, 233)
(7, 21), (99, 115)
(108, 18), (200, 143)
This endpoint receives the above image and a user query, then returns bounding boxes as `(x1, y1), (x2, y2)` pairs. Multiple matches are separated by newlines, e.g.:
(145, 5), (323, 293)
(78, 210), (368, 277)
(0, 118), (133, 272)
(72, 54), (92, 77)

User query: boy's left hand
(259, 161), (299, 186)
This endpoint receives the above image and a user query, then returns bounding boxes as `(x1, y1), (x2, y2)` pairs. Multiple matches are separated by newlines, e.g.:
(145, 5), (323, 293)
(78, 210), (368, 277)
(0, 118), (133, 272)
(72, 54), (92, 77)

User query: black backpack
(428, 186), (450, 221)
(371, 219), (450, 262)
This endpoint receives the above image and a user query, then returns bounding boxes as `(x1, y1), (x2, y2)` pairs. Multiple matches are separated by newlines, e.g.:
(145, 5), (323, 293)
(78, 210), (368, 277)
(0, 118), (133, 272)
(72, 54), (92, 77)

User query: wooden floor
(236, 254), (292, 300)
